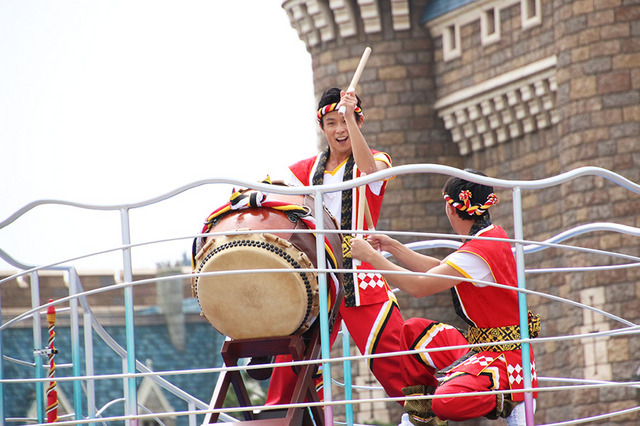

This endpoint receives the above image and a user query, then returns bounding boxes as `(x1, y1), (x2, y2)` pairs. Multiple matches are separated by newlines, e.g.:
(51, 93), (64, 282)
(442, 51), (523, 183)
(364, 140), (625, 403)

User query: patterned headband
(317, 102), (364, 122)
(443, 190), (499, 216)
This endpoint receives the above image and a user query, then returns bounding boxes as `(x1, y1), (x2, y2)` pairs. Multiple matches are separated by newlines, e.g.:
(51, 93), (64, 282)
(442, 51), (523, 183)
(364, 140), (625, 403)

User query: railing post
(314, 190), (333, 425)
(67, 269), (84, 420)
(120, 207), (138, 426)
(0, 278), (6, 426)
(0, 279), (3, 425)
(341, 323), (354, 425)
(512, 187), (535, 425)
(30, 271), (45, 424)
(83, 300), (97, 425)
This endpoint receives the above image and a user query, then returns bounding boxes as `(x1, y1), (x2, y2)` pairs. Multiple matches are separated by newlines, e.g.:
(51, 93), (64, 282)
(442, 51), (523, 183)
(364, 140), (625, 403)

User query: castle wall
(548, 1), (640, 422)
(284, 0), (640, 424)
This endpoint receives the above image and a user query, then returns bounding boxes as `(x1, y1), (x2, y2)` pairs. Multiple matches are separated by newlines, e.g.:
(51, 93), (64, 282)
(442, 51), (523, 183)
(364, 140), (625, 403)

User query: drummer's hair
(318, 87), (363, 128)
(443, 169), (495, 222)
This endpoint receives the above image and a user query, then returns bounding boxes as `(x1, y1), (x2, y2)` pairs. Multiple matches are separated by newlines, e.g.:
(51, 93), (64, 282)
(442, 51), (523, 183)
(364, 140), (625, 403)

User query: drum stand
(203, 277), (343, 426)
(202, 322), (325, 426)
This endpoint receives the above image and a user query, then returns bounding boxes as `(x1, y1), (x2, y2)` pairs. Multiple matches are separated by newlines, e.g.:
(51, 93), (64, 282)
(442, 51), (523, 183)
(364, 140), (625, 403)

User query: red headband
(317, 103), (364, 122)
(443, 190), (499, 216)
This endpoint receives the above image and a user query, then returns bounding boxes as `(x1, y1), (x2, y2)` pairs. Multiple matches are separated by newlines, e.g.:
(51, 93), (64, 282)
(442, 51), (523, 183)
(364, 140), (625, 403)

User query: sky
(0, 1), (319, 272)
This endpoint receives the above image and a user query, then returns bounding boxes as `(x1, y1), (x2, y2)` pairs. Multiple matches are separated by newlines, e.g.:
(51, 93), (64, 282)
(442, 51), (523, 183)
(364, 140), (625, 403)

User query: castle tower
(283, 0), (640, 424)
(283, 0), (464, 234)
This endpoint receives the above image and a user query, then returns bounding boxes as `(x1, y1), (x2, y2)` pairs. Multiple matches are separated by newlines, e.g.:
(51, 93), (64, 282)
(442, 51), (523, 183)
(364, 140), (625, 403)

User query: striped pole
(46, 299), (58, 423)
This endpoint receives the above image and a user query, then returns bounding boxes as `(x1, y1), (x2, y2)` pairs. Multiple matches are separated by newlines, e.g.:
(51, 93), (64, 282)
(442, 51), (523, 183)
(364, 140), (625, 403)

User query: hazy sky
(0, 1), (319, 271)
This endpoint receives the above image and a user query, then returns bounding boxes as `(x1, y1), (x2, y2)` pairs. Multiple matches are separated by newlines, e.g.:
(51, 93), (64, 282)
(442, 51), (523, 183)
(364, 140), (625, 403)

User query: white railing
(1, 164), (639, 426)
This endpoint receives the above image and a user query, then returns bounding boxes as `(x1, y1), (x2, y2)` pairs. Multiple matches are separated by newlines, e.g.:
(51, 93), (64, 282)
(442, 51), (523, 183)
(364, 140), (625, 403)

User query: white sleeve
(444, 251), (494, 286)
(366, 154), (391, 195)
(284, 169), (303, 187)
(367, 180), (384, 195)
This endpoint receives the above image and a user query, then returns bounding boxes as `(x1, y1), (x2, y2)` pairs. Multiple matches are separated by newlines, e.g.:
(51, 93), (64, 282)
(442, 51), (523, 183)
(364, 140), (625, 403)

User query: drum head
(194, 233), (318, 340)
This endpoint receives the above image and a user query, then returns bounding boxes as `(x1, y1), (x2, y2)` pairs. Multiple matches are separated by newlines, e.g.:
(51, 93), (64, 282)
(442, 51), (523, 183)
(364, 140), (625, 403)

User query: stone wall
(546, 1), (640, 423)
(284, 0), (640, 424)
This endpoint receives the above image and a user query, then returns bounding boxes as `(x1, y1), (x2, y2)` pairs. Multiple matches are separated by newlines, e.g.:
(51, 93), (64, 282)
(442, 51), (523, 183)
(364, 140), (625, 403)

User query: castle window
(485, 9), (495, 35)
(481, 7), (500, 45)
(521, 0), (541, 30)
(443, 24), (461, 61)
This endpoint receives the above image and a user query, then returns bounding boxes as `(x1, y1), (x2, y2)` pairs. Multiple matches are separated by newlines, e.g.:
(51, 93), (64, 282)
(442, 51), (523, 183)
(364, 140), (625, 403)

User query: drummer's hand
(350, 237), (378, 263)
(338, 90), (358, 118)
(363, 234), (394, 252)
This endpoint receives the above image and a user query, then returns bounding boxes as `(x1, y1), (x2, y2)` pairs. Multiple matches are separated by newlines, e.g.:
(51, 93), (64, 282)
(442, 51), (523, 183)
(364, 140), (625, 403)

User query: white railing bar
(14, 380), (640, 426)
(4, 323), (638, 386)
(2, 165), (639, 229)
(3, 221), (640, 287)
(2, 165), (639, 426)
(3, 262), (636, 334)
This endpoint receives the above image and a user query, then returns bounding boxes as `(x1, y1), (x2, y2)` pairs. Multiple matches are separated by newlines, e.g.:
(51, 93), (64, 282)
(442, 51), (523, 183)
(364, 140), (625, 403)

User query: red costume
(266, 149), (409, 404)
(400, 225), (538, 421)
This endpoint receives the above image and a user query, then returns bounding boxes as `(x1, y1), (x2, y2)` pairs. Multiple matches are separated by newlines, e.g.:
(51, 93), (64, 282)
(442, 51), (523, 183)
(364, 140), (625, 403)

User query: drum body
(192, 192), (342, 340)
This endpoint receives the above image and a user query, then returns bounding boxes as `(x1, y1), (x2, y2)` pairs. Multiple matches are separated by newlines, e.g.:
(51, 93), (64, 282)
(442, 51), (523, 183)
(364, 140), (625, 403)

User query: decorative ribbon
(193, 189), (341, 304)
(202, 191), (309, 234)
(46, 299), (58, 423)
(443, 190), (499, 216)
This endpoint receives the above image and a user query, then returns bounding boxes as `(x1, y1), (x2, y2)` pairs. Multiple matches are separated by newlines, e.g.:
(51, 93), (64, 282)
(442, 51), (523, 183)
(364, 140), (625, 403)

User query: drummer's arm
(340, 91), (387, 175)
(368, 235), (441, 272)
(351, 237), (463, 298)
(351, 126), (389, 175)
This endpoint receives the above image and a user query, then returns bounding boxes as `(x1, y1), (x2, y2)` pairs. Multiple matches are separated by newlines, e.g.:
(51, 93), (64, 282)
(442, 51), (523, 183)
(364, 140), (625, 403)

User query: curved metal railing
(1, 164), (639, 425)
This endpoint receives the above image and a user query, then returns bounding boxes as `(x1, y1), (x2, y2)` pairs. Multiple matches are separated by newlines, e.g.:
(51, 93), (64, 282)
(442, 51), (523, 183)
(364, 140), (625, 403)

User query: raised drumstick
(338, 47), (372, 115)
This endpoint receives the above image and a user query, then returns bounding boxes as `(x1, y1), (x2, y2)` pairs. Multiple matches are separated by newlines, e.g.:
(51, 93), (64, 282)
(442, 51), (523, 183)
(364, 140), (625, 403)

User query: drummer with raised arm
(266, 86), (406, 404)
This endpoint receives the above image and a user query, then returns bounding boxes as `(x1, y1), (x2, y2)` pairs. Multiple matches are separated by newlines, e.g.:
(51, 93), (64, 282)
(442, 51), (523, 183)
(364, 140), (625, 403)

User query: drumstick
(356, 177), (366, 237)
(355, 174), (375, 232)
(364, 199), (374, 230)
(338, 46), (372, 115)
(353, 174), (367, 267)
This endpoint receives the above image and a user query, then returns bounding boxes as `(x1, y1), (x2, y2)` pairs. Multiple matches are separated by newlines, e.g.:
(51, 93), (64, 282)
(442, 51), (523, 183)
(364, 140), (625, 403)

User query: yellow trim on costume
(388, 288), (398, 304)
(445, 259), (473, 280)
(453, 249), (498, 285)
(373, 153), (392, 168)
(440, 371), (466, 384)
(414, 323), (449, 368)
(373, 152), (395, 181)
(324, 242), (338, 268)
(365, 299), (395, 368)
(309, 234), (338, 270)
(481, 366), (500, 390)
(324, 157), (350, 176)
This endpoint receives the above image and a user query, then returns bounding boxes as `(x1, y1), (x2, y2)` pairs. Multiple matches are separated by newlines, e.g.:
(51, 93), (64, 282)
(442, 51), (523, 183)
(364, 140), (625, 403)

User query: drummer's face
(320, 111), (361, 155)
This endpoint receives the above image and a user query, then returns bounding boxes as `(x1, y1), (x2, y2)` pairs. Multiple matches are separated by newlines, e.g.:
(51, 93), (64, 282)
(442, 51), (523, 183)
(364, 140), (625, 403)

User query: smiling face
(320, 110), (363, 159)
